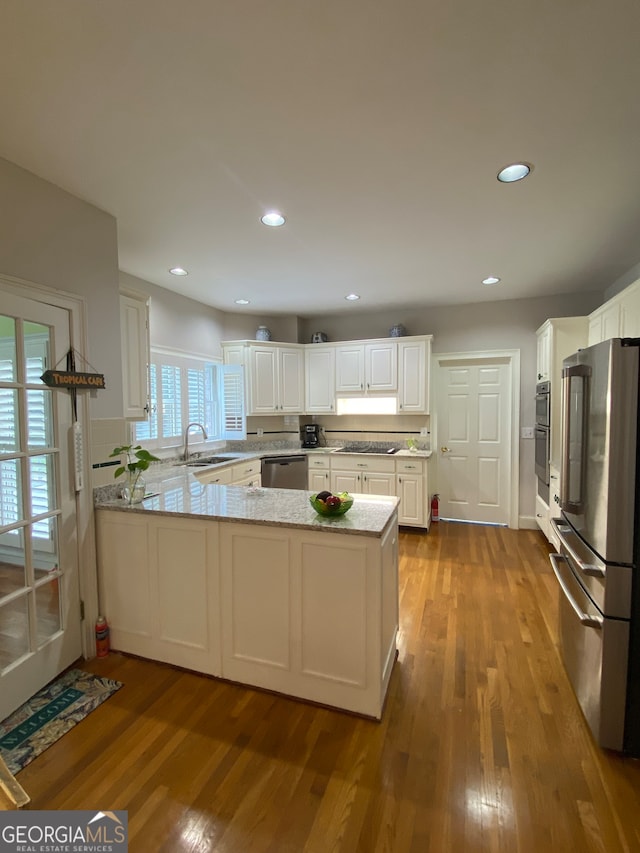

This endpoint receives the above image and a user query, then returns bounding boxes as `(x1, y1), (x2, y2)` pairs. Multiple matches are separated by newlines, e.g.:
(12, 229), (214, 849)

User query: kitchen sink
(176, 455), (234, 467)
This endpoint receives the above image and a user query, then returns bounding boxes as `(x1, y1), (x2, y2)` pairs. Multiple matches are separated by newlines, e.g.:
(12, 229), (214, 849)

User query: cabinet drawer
(194, 466), (233, 485)
(396, 458), (424, 474)
(231, 459), (261, 480)
(330, 454), (396, 473)
(307, 455), (331, 470)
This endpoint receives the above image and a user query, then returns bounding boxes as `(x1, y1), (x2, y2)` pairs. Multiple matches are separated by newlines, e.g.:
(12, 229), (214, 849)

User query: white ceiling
(1, 0), (640, 317)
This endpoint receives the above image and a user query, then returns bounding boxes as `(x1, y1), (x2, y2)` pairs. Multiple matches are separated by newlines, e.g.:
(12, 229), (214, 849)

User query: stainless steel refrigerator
(550, 337), (640, 755)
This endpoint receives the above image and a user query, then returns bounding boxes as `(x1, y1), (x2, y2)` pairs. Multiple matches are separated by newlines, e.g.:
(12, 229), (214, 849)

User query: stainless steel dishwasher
(261, 455), (308, 490)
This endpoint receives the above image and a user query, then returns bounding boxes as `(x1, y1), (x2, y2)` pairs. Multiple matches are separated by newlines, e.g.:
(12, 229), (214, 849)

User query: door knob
(441, 446), (450, 453)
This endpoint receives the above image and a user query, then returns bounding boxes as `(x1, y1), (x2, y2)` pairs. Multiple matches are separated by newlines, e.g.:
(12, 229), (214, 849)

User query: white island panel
(154, 521), (210, 651)
(97, 512), (153, 640)
(222, 529), (291, 671)
(299, 540), (368, 687)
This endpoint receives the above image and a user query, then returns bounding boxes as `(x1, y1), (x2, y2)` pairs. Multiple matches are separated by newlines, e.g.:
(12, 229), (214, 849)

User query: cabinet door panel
(250, 347), (278, 412)
(364, 472), (396, 496)
(305, 347), (336, 412)
(120, 293), (149, 420)
(335, 345), (364, 392)
(279, 347), (304, 412)
(366, 342), (397, 391)
(309, 469), (330, 492)
(332, 470), (361, 494)
(398, 475), (424, 525)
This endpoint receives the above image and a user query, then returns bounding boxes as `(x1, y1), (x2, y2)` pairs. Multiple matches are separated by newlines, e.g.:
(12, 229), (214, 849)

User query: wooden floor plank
(12, 522), (640, 851)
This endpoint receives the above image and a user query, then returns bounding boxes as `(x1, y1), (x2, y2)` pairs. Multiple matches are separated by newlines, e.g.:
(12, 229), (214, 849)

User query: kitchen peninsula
(95, 471), (399, 719)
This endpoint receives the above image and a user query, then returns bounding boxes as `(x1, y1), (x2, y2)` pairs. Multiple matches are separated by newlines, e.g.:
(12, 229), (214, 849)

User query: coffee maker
(301, 424), (320, 448)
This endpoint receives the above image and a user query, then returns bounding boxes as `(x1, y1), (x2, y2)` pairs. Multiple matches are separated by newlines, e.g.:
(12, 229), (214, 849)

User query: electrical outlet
(420, 427), (429, 437)
(521, 426), (534, 439)
(257, 428), (264, 437)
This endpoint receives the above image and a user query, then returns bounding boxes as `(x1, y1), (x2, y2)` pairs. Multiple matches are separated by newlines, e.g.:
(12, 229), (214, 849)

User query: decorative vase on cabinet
(256, 326), (272, 341)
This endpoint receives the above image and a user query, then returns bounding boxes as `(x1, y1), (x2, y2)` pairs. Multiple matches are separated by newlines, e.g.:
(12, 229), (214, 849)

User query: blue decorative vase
(256, 326), (272, 341)
(389, 323), (407, 337)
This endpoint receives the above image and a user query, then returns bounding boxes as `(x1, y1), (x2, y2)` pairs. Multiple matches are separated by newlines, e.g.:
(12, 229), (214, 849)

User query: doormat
(0, 668), (123, 775)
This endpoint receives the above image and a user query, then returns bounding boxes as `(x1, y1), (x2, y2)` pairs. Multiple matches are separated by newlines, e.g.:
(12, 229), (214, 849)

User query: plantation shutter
(161, 364), (182, 439)
(0, 354), (18, 528)
(219, 364), (245, 440)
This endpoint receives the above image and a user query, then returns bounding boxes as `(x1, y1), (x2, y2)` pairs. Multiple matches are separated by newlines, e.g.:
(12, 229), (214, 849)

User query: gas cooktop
(335, 443), (399, 454)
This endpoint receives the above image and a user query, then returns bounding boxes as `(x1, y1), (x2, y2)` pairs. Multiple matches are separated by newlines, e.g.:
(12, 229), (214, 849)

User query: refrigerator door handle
(551, 520), (606, 578)
(560, 363), (591, 514)
(549, 553), (603, 629)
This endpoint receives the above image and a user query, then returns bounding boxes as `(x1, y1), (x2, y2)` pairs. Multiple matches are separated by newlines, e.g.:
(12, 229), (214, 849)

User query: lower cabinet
(308, 455), (331, 492)
(396, 458), (425, 526)
(330, 454), (429, 528)
(96, 508), (398, 718)
(194, 458), (261, 487)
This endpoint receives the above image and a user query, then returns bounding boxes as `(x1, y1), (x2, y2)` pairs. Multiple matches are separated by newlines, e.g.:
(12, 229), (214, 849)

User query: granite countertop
(95, 469), (399, 537)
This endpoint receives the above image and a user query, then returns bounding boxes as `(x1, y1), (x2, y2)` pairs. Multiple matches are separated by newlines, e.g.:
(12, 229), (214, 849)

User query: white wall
(0, 157), (121, 419)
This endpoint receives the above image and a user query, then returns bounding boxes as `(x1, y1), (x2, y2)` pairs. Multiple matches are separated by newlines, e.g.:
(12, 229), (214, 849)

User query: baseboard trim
(519, 515), (537, 530)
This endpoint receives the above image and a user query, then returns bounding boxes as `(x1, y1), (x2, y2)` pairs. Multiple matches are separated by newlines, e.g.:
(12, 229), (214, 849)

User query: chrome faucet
(183, 422), (208, 461)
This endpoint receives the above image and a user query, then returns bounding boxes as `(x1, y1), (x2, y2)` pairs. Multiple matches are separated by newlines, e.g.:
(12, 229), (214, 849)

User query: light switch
(521, 426), (534, 439)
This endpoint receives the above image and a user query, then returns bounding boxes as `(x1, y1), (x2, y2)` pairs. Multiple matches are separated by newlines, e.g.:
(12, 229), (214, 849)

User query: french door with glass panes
(0, 292), (82, 721)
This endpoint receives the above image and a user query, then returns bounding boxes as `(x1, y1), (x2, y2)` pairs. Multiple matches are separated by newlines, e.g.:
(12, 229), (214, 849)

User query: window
(134, 348), (245, 450)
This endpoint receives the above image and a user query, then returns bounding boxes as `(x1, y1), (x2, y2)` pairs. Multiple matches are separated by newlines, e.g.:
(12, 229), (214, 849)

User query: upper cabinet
(535, 316), (588, 468)
(335, 341), (397, 393)
(305, 346), (336, 413)
(223, 341), (304, 415)
(398, 338), (430, 413)
(223, 334), (432, 416)
(120, 291), (150, 420)
(588, 279), (640, 345)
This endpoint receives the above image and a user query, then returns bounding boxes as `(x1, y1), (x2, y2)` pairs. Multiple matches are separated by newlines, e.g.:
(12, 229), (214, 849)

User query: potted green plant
(110, 444), (160, 504)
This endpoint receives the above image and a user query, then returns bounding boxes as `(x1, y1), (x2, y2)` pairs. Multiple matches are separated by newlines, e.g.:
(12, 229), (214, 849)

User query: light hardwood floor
(16, 523), (640, 851)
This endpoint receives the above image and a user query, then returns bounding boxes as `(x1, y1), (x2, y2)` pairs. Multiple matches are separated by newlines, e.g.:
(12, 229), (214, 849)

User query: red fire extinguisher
(431, 493), (439, 522)
(95, 616), (110, 657)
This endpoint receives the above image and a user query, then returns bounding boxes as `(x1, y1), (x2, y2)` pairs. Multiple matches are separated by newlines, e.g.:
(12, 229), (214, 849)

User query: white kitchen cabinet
(230, 458), (261, 487)
(589, 301), (621, 346)
(195, 465), (234, 486)
(194, 458), (261, 487)
(308, 454), (331, 491)
(305, 346), (336, 413)
(587, 279), (640, 345)
(536, 322), (551, 382)
(535, 317), (587, 543)
(330, 454), (396, 497)
(535, 317), (588, 469)
(120, 291), (150, 420)
(535, 493), (550, 542)
(398, 338), (431, 413)
(335, 342), (397, 393)
(223, 341), (304, 415)
(548, 465), (561, 549)
(396, 457), (426, 526)
(250, 345), (304, 414)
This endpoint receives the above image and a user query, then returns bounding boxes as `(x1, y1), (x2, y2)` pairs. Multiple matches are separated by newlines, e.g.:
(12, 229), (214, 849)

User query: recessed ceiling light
(234, 298), (250, 305)
(345, 293), (360, 301)
(261, 211), (286, 227)
(497, 163), (531, 183)
(482, 276), (501, 285)
(169, 267), (188, 276)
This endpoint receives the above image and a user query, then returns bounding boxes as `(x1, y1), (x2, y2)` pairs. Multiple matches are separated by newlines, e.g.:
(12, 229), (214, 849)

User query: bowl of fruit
(310, 490), (354, 516)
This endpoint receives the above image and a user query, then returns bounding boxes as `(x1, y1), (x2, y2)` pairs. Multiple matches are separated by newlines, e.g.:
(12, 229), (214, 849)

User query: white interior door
(0, 291), (82, 720)
(436, 356), (513, 525)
